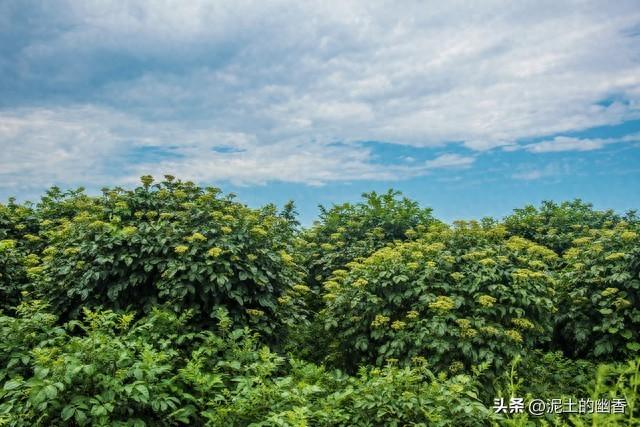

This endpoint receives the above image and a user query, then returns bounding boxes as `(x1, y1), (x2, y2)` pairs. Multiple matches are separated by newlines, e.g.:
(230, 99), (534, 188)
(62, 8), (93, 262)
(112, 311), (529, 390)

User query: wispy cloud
(524, 136), (611, 153)
(425, 154), (475, 169)
(520, 132), (640, 153)
(511, 162), (572, 180)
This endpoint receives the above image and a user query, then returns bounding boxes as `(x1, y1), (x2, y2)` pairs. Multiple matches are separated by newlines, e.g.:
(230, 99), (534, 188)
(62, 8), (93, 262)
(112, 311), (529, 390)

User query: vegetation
(0, 176), (639, 426)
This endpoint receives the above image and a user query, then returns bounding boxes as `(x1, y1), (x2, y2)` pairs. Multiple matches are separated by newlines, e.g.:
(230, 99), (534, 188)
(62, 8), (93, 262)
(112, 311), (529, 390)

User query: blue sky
(1, 1), (639, 224)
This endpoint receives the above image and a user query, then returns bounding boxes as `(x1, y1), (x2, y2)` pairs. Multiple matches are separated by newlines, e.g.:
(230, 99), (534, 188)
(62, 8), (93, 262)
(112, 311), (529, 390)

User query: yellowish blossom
(429, 296), (456, 312)
(174, 245), (189, 254)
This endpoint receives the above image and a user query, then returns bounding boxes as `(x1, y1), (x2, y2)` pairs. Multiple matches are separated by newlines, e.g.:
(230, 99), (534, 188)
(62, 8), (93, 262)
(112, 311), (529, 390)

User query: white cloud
(425, 154), (475, 169)
(1, 0), (640, 190)
(524, 136), (609, 153)
(0, 107), (432, 192)
(512, 162), (571, 180)
(521, 132), (640, 153)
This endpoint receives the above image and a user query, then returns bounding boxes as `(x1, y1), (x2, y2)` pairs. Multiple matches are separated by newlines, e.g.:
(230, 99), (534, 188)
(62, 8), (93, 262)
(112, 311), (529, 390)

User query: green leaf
(3, 379), (22, 391)
(61, 405), (75, 421)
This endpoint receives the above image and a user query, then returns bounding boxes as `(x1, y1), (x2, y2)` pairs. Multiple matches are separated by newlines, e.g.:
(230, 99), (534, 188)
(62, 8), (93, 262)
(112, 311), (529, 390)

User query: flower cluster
(511, 318), (535, 330)
(207, 247), (223, 258)
(174, 245), (189, 255)
(477, 295), (496, 307)
(371, 315), (390, 328)
(428, 296), (455, 312)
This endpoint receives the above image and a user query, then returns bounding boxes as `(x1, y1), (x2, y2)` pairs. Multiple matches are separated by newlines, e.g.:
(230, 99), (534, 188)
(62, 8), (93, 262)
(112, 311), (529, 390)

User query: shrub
(0, 201), (42, 312)
(299, 189), (437, 293)
(320, 222), (558, 374)
(0, 302), (493, 427)
(556, 222), (640, 359)
(503, 199), (621, 254)
(32, 176), (302, 337)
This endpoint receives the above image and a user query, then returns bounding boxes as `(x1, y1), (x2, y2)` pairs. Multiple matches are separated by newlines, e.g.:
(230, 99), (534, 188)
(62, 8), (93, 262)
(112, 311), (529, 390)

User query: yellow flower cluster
(174, 245), (189, 254)
(429, 296), (456, 312)
(563, 247), (581, 260)
(391, 320), (406, 331)
(601, 287), (619, 297)
(505, 329), (523, 343)
(511, 269), (546, 281)
(221, 226), (232, 234)
(293, 284), (311, 294)
(511, 318), (535, 330)
(456, 319), (477, 338)
(480, 326), (500, 336)
(605, 252), (626, 261)
(277, 295), (292, 305)
(0, 239), (16, 252)
(323, 280), (340, 292)
(527, 260), (546, 269)
(26, 266), (45, 277)
(406, 310), (419, 320)
(450, 272), (465, 282)
(479, 258), (497, 267)
(186, 232), (207, 242)
(121, 226), (137, 236)
(321, 243), (334, 251)
(353, 278), (368, 289)
(505, 236), (532, 251)
(621, 231), (637, 241)
(371, 314), (390, 328)
(424, 242), (445, 253)
(63, 247), (80, 256)
(407, 262), (419, 270)
(42, 246), (56, 256)
(222, 214), (235, 222)
(456, 319), (471, 329)
(527, 244), (558, 261)
(477, 295), (496, 307)
(411, 356), (427, 366)
(207, 247), (223, 258)
(23, 254), (40, 267)
(463, 250), (488, 260)
(280, 250), (294, 264)
(246, 309), (265, 317)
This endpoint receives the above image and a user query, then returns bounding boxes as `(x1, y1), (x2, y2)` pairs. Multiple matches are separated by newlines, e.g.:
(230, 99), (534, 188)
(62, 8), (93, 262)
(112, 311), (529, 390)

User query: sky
(1, 0), (640, 224)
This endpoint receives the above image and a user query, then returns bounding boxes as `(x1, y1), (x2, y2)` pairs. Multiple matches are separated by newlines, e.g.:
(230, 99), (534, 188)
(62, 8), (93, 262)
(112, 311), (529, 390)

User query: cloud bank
(1, 0), (640, 192)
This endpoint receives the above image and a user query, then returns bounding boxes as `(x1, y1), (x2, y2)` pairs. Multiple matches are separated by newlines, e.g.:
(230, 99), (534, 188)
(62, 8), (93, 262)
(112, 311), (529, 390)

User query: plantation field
(0, 176), (638, 426)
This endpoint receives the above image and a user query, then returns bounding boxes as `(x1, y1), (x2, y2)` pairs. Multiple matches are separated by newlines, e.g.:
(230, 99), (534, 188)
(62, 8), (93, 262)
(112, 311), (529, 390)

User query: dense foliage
(320, 222), (558, 373)
(1, 178), (639, 426)
(299, 190), (437, 291)
(557, 222), (640, 359)
(29, 177), (303, 337)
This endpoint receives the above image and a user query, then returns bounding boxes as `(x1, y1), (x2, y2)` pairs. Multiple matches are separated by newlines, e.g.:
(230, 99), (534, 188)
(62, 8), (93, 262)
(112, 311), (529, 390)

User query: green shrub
(557, 222), (640, 359)
(320, 222), (558, 374)
(299, 189), (437, 292)
(504, 199), (621, 254)
(0, 202), (42, 312)
(0, 302), (493, 427)
(31, 176), (302, 337)
(0, 304), (188, 426)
